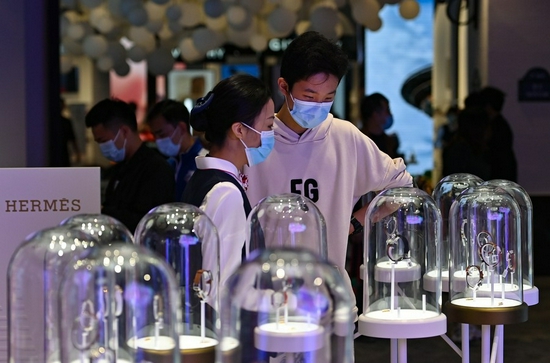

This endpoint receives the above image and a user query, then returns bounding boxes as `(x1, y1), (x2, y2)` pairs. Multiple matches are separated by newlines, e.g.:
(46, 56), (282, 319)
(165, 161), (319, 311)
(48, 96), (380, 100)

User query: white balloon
(146, 19), (164, 34)
(97, 55), (115, 72)
(399, 0), (420, 20)
(145, 1), (166, 21)
(96, 16), (115, 34)
(128, 26), (156, 52)
(179, 3), (202, 28)
(168, 20), (183, 34)
(281, 0), (302, 12)
(241, 0), (264, 15)
(120, 0), (141, 17)
(249, 33), (268, 52)
(127, 6), (148, 26)
(107, 41), (127, 65)
(82, 35), (108, 58)
(80, 0), (103, 9)
(366, 15), (382, 31)
(60, 55), (74, 74)
(227, 5), (252, 30)
(166, 4), (182, 21)
(179, 37), (204, 63)
(89, 6), (109, 26)
(226, 22), (254, 48)
(114, 61), (131, 77)
(67, 23), (85, 40)
(310, 5), (339, 33)
(147, 48), (175, 75)
(204, 0), (225, 18)
(351, 0), (381, 26)
(192, 27), (225, 53)
(158, 22), (174, 40)
(267, 7), (297, 36)
(62, 37), (84, 55)
(128, 45), (147, 62)
(204, 15), (227, 31)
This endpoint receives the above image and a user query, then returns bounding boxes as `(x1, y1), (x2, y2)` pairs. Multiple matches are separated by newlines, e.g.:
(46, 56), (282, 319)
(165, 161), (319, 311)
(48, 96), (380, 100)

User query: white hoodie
(245, 114), (413, 305)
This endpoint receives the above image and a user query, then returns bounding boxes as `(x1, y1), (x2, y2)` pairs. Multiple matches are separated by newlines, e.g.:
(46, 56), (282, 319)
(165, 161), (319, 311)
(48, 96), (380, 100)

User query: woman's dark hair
(190, 74), (271, 146)
(280, 31), (349, 91)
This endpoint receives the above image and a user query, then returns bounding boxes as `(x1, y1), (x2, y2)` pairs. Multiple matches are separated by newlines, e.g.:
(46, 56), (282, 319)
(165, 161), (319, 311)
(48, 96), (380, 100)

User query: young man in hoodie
(245, 31), (413, 312)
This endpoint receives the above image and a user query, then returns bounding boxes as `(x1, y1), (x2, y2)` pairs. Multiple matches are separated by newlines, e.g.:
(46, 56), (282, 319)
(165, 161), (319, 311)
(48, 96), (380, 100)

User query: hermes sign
(0, 167), (101, 362)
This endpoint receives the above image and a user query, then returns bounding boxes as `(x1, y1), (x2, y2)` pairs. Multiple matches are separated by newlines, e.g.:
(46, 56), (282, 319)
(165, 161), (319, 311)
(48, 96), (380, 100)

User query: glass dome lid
(8, 226), (98, 363)
(359, 187), (446, 339)
(134, 203), (221, 363)
(432, 173), (484, 292)
(58, 243), (181, 363)
(60, 213), (134, 245)
(247, 193), (328, 259)
(219, 247), (355, 363)
(447, 185), (528, 324)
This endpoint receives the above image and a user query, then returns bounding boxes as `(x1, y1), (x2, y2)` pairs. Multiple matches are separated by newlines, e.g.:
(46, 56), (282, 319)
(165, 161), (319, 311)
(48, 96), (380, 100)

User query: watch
(350, 215), (363, 235)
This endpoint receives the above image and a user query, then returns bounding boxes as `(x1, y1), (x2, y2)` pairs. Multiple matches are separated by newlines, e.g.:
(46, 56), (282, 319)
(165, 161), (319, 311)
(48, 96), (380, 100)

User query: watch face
(479, 242), (501, 267)
(466, 265), (483, 290)
(386, 235), (410, 263)
(477, 231), (492, 248)
(71, 299), (98, 350)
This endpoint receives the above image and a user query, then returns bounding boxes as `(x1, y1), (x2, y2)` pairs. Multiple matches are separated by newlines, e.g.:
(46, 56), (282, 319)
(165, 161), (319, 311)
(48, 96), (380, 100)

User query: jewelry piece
(71, 299), (98, 350)
(479, 242), (501, 267)
(193, 269), (213, 300)
(502, 250), (515, 278)
(153, 294), (164, 328)
(466, 265), (484, 290)
(384, 216), (410, 263)
(460, 219), (468, 246)
(477, 231), (492, 248)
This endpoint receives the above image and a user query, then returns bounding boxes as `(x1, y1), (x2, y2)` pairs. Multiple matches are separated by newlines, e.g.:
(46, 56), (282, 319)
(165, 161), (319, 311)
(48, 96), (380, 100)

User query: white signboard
(0, 167), (100, 362)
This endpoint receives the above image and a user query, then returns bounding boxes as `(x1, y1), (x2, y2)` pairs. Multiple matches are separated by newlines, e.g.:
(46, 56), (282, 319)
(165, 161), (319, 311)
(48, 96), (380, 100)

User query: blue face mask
(99, 130), (126, 162)
(156, 128), (181, 157)
(240, 123), (275, 166)
(384, 115), (394, 130)
(288, 93), (333, 129)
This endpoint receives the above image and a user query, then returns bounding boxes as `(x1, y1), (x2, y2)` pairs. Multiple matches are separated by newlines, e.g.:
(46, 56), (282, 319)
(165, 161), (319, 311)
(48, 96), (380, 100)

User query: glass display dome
(8, 226), (98, 363)
(359, 187), (446, 339)
(247, 193), (327, 259)
(447, 185), (528, 324)
(134, 203), (221, 363)
(483, 179), (538, 306)
(432, 173), (484, 292)
(219, 247), (355, 363)
(60, 213), (134, 245)
(58, 243), (180, 363)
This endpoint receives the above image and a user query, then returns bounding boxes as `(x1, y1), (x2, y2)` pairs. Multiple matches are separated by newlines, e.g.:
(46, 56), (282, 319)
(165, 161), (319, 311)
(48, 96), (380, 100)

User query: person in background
(85, 98), (175, 232)
(442, 107), (491, 180)
(244, 31), (413, 316)
(59, 98), (80, 166)
(360, 92), (404, 159)
(146, 99), (207, 200)
(479, 86), (518, 181)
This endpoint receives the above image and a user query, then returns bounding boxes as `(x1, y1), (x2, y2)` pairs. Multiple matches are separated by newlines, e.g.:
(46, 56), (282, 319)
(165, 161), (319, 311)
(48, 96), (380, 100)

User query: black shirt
(102, 143), (176, 232)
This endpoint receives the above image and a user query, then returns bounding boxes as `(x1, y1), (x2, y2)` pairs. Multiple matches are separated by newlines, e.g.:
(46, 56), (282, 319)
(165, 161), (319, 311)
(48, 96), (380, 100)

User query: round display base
(524, 284), (539, 306)
(423, 270), (449, 293)
(179, 335), (218, 363)
(358, 310), (446, 339)
(254, 322), (324, 353)
(374, 261), (421, 283)
(445, 300), (528, 325)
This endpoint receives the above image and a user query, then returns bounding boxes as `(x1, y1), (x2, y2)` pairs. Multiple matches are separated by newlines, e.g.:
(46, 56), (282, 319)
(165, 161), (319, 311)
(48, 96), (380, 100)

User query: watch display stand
(447, 185), (528, 363)
(8, 226), (98, 363)
(431, 173), (484, 293)
(220, 247), (355, 363)
(58, 243), (181, 363)
(483, 179), (538, 306)
(134, 203), (223, 363)
(358, 187), (446, 363)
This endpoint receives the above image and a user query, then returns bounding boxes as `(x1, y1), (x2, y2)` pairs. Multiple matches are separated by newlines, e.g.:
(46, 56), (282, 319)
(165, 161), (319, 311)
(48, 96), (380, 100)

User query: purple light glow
(406, 215), (423, 224)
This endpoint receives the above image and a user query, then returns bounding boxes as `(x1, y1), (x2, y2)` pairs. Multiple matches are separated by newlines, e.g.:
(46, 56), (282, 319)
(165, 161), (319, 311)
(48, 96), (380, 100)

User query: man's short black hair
(146, 99), (190, 129)
(361, 93), (388, 120)
(280, 31), (349, 90)
(85, 98), (137, 131)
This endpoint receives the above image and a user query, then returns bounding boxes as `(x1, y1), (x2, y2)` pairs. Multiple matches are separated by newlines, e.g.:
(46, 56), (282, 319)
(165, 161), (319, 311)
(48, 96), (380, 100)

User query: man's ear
(178, 121), (189, 135)
(277, 77), (289, 95)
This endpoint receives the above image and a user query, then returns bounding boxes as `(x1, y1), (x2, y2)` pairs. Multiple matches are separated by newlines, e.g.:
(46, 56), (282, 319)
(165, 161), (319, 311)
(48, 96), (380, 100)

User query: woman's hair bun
(190, 91), (214, 132)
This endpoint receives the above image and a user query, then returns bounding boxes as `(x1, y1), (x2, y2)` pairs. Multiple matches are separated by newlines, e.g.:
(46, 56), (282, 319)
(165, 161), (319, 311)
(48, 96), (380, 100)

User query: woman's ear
(230, 122), (245, 140)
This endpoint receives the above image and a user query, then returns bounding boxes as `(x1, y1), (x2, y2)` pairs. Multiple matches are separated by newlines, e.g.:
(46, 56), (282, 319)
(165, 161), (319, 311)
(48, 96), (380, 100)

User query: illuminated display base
(423, 269), (449, 293)
(374, 260), (421, 283)
(358, 310), (446, 339)
(254, 322), (324, 353)
(445, 299), (528, 325)
(524, 284), (539, 306)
